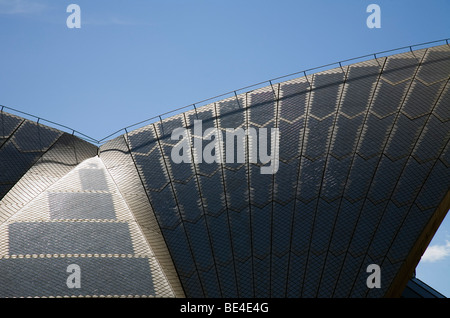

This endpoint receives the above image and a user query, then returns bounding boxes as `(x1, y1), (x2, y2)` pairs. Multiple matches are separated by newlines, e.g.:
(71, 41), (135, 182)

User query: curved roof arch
(0, 42), (449, 298)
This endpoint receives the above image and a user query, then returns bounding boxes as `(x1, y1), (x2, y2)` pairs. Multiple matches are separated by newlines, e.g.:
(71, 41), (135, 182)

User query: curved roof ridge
(2, 38), (449, 145)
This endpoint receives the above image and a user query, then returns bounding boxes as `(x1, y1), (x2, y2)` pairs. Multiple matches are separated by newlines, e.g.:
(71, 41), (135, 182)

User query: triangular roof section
(0, 156), (180, 297)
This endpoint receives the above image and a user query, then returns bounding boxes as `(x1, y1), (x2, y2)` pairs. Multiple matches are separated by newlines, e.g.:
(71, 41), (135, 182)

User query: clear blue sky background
(0, 0), (449, 296)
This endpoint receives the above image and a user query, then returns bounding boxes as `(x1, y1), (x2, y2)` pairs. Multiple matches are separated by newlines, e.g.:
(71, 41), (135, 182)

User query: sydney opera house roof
(0, 42), (449, 298)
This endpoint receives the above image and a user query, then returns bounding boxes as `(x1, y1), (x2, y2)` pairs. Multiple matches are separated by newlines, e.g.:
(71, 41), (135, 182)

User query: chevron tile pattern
(0, 44), (449, 298)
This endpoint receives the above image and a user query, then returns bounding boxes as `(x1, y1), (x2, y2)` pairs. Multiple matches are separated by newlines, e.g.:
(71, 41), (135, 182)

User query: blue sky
(0, 0), (449, 296)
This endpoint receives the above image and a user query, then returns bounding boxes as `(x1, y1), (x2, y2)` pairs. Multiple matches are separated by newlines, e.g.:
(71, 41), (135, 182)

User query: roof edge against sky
(387, 191), (450, 297)
(2, 38), (449, 146)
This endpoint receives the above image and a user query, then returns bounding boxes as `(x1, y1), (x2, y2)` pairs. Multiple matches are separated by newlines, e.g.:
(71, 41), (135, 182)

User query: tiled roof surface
(0, 44), (449, 297)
